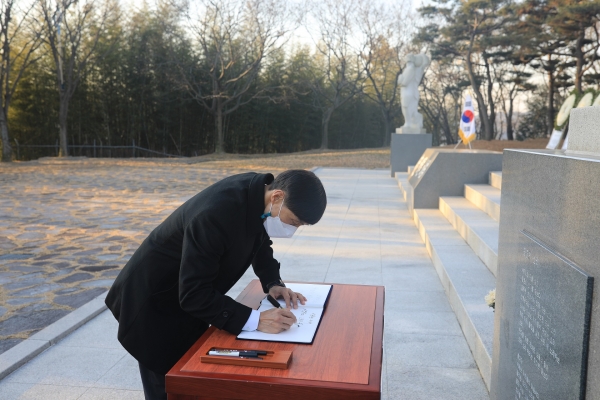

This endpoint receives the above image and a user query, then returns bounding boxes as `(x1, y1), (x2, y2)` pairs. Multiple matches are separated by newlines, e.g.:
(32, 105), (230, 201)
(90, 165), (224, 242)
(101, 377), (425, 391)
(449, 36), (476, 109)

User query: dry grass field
(186, 138), (550, 170)
(27, 138), (547, 171)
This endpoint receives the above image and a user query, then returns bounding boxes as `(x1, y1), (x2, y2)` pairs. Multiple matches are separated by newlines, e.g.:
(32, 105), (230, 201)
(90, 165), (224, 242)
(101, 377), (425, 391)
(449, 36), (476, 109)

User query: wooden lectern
(166, 280), (384, 399)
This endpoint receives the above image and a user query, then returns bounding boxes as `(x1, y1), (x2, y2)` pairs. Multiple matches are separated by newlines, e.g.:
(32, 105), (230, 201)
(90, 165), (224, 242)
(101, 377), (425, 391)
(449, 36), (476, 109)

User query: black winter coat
(105, 172), (282, 375)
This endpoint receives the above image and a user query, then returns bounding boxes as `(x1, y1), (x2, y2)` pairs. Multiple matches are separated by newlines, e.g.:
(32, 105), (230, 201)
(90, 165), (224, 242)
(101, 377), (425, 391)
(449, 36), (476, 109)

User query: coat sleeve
(252, 232), (283, 293)
(178, 212), (252, 335)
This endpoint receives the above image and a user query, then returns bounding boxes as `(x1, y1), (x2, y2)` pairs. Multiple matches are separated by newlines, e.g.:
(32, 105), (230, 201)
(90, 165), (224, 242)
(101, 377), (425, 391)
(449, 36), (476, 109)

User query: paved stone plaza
(0, 159), (255, 354)
(0, 166), (488, 399)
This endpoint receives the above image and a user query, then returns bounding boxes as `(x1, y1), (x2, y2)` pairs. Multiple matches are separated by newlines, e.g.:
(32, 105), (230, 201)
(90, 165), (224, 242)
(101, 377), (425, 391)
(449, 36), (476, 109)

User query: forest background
(0, 0), (599, 161)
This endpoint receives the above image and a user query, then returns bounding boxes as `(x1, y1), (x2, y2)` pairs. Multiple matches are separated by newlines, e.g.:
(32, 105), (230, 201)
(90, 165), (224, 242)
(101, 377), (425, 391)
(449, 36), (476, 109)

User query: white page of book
(236, 284), (331, 343)
(270, 283), (332, 308)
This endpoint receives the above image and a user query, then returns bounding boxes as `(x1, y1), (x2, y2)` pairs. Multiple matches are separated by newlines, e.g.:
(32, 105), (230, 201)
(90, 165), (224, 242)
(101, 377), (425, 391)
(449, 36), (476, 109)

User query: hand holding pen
(257, 306), (297, 333)
(256, 291), (306, 333)
(267, 295), (300, 328)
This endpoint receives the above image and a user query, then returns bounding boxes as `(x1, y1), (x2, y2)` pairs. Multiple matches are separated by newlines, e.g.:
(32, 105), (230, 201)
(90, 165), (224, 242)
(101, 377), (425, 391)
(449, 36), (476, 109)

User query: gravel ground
(0, 140), (550, 354)
(0, 162), (250, 354)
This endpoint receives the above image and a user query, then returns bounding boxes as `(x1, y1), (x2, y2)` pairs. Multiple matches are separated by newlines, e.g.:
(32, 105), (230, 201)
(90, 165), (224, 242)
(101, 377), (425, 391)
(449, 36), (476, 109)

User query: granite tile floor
(0, 168), (489, 399)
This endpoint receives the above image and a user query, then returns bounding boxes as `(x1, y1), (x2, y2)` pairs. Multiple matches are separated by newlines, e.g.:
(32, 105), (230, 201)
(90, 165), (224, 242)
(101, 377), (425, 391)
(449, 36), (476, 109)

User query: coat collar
(247, 173), (274, 235)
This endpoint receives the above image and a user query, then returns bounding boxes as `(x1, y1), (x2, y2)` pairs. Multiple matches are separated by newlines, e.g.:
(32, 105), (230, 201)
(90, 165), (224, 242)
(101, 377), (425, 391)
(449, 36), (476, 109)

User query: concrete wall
(407, 149), (503, 213)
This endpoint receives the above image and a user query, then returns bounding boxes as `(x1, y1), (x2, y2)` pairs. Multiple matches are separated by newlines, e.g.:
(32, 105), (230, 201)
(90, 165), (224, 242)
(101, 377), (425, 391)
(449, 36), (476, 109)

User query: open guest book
(237, 283), (333, 344)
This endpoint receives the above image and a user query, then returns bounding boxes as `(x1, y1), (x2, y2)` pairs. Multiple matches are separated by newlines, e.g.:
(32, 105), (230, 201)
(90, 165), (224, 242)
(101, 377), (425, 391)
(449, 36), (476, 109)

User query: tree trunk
(0, 107), (12, 162)
(215, 100), (224, 154)
(465, 55), (493, 140)
(484, 56), (496, 140)
(506, 95), (514, 141)
(441, 108), (454, 144)
(547, 64), (555, 136)
(58, 94), (69, 157)
(574, 27), (584, 92)
(382, 108), (391, 147)
(321, 108), (333, 150)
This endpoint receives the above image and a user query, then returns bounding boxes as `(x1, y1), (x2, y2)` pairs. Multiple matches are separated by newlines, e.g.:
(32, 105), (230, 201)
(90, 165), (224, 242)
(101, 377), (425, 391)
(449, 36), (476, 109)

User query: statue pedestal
(390, 132), (432, 177)
(396, 127), (427, 134)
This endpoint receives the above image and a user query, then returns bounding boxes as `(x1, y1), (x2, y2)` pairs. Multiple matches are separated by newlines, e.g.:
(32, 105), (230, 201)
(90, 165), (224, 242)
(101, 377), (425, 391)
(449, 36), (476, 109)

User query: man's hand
(258, 308), (297, 333)
(268, 286), (307, 309)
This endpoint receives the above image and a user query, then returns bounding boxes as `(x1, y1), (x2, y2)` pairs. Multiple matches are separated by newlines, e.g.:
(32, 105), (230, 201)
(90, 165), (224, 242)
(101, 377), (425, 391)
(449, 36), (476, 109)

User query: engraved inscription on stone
(510, 231), (593, 400)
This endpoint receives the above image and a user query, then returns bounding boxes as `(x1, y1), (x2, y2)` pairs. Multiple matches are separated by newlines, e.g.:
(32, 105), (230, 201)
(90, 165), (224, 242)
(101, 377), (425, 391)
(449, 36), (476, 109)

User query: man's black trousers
(139, 362), (167, 400)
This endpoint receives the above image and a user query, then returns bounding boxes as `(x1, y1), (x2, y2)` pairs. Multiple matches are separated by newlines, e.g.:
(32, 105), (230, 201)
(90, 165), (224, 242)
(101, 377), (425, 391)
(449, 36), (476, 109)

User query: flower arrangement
(555, 90), (580, 130)
(485, 289), (496, 311)
(577, 90), (595, 108)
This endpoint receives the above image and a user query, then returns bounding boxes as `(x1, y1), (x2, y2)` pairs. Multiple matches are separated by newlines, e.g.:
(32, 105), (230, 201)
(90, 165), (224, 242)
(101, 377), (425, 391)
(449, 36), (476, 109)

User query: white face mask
(263, 198), (298, 238)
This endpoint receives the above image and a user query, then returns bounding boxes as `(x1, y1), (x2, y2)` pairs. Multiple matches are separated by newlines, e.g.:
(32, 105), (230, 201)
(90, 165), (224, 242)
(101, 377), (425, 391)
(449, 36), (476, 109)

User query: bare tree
(357, 0), (413, 147)
(177, 0), (291, 154)
(420, 59), (467, 145)
(496, 61), (533, 140)
(307, 0), (364, 149)
(39, 0), (119, 157)
(0, 0), (43, 162)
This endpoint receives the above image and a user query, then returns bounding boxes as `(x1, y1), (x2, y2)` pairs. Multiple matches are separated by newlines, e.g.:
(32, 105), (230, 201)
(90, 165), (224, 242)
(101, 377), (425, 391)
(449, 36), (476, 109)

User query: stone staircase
(395, 169), (503, 391)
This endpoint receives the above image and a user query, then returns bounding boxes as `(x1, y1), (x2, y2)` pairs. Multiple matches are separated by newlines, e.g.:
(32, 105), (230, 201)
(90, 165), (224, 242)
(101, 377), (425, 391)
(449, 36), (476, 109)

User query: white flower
(485, 289), (496, 310)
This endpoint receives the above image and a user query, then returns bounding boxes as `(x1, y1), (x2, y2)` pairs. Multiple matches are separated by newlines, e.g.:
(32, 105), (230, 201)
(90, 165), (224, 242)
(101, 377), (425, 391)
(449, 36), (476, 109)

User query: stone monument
(490, 107), (600, 399)
(390, 53), (433, 177)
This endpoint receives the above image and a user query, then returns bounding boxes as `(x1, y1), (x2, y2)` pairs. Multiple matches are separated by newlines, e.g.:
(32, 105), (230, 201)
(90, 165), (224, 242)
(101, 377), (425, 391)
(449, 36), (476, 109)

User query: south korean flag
(458, 95), (476, 144)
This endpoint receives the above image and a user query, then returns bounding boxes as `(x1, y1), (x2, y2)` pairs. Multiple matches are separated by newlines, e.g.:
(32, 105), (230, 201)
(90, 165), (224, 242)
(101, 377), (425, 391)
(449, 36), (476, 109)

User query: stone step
(489, 171), (502, 190)
(438, 197), (499, 277)
(407, 165), (415, 175)
(395, 172), (409, 202)
(413, 208), (495, 391)
(464, 184), (501, 222)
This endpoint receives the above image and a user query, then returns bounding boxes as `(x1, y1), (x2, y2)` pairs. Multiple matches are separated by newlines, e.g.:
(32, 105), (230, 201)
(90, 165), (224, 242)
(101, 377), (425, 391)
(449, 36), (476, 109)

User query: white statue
(397, 53), (430, 133)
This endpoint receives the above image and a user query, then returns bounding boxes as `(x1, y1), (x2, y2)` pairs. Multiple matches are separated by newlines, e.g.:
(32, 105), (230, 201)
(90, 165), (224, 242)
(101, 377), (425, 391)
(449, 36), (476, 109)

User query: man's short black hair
(271, 169), (327, 225)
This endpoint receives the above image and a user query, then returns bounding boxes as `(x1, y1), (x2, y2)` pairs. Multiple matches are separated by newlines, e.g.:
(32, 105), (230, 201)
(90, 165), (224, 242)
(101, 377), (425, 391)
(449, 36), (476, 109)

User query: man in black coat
(105, 169), (327, 400)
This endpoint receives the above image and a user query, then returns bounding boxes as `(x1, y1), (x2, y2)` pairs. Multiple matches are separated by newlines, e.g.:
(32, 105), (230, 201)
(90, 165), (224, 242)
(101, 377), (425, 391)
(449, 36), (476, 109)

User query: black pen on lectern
(208, 350), (263, 358)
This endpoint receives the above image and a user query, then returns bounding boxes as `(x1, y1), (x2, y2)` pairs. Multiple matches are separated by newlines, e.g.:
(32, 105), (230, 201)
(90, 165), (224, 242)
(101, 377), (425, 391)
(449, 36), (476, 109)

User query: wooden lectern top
(166, 280), (384, 400)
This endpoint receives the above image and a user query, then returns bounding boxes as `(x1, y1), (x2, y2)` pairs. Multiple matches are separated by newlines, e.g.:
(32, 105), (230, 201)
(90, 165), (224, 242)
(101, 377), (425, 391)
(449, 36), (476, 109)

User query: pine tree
(418, 0), (513, 140)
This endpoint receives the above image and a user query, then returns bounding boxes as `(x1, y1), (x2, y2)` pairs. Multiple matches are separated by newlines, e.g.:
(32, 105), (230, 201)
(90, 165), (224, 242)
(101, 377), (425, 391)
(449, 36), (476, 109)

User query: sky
(120, 0), (424, 55)
(119, 0), (534, 129)
(123, 0), (425, 11)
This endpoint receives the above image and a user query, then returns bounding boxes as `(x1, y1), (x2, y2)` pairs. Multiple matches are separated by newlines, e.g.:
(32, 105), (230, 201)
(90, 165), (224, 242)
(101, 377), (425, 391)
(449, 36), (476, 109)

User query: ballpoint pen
(267, 294), (283, 309)
(208, 349), (266, 358)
